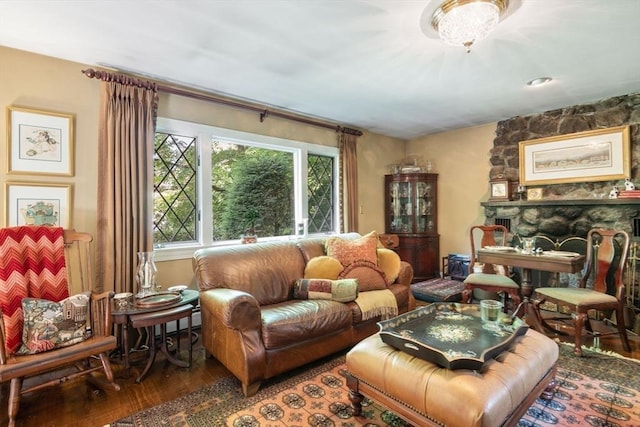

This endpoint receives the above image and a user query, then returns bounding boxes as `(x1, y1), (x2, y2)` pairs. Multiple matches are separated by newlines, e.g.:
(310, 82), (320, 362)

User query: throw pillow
(325, 231), (378, 268)
(293, 279), (359, 303)
(377, 248), (401, 283)
(304, 256), (344, 280)
(338, 260), (389, 292)
(17, 292), (90, 355)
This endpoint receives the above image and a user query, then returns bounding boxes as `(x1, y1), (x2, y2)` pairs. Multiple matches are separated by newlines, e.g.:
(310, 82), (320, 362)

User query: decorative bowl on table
(167, 285), (188, 293)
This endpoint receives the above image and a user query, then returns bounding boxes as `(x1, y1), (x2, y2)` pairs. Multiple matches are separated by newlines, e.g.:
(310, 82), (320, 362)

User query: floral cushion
(17, 293), (90, 355)
(325, 231), (378, 267)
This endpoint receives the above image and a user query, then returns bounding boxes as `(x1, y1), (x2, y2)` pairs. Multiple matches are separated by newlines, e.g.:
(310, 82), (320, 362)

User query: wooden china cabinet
(384, 173), (440, 282)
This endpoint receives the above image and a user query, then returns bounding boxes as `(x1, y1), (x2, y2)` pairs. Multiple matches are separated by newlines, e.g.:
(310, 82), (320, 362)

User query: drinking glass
(480, 299), (503, 327)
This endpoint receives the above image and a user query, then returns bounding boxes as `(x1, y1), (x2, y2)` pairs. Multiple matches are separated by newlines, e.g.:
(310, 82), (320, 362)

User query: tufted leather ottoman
(346, 329), (558, 427)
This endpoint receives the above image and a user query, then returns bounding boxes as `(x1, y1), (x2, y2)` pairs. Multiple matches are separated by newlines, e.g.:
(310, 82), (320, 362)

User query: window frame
(154, 117), (340, 261)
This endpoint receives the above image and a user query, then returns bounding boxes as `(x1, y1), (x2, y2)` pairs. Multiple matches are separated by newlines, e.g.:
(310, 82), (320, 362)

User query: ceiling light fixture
(526, 77), (553, 87)
(431, 0), (509, 53)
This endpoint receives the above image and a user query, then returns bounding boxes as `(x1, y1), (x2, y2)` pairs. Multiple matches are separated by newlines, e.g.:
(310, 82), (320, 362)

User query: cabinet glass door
(389, 181), (413, 233)
(416, 181), (434, 233)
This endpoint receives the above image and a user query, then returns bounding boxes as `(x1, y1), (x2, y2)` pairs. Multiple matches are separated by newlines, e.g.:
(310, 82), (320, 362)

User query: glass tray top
(135, 292), (181, 308)
(377, 303), (528, 370)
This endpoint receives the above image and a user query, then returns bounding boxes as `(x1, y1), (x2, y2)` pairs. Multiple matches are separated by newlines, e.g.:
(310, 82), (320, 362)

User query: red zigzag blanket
(0, 226), (69, 354)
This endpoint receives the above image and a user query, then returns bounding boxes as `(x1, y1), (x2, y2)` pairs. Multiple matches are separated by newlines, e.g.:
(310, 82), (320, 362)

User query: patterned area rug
(111, 343), (640, 427)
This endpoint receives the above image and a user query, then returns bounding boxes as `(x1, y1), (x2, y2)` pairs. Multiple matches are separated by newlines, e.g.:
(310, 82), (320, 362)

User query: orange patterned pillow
(338, 261), (388, 291)
(325, 232), (378, 267)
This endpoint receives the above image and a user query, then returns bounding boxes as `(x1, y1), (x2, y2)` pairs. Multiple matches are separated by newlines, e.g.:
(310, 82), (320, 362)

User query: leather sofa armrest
(200, 288), (262, 331)
(394, 261), (414, 287)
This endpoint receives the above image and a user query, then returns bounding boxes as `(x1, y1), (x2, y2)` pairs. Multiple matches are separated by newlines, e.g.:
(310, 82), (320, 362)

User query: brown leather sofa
(192, 233), (415, 396)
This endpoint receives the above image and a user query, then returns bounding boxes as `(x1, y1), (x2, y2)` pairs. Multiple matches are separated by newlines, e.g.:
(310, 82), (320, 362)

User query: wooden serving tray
(135, 292), (181, 308)
(377, 303), (528, 370)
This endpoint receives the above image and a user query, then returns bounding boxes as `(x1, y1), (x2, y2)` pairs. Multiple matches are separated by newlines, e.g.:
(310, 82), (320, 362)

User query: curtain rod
(81, 68), (362, 136)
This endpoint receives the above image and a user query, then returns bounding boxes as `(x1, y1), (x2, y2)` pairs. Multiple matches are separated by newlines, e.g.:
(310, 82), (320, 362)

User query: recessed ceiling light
(526, 77), (552, 87)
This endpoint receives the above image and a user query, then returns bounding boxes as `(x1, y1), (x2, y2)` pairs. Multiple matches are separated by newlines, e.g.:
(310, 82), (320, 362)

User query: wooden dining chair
(532, 228), (631, 357)
(0, 226), (120, 426)
(462, 225), (521, 314)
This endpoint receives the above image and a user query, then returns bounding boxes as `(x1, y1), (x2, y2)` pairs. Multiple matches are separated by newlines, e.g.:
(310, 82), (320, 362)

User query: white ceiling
(1, 0), (640, 140)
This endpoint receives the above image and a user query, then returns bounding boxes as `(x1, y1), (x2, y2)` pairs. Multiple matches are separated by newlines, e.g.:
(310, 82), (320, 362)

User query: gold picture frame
(5, 182), (73, 228)
(7, 106), (75, 176)
(527, 188), (543, 201)
(518, 126), (630, 186)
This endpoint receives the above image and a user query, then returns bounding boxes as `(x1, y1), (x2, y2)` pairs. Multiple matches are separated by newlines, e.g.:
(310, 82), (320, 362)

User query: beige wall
(1, 47), (101, 237)
(406, 123), (496, 261)
(1, 46), (409, 289)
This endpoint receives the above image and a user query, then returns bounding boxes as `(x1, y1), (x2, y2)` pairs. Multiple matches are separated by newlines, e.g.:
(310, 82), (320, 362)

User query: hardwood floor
(2, 317), (640, 427)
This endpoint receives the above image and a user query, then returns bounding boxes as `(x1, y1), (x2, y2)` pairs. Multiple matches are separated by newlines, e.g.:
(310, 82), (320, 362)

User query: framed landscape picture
(7, 106), (75, 176)
(518, 126), (630, 186)
(5, 182), (73, 228)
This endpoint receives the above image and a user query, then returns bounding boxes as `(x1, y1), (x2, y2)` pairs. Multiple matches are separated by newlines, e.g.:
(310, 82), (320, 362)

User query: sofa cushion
(339, 261), (388, 291)
(303, 256), (343, 280)
(260, 300), (352, 349)
(377, 248), (401, 283)
(326, 231), (378, 267)
(293, 278), (359, 302)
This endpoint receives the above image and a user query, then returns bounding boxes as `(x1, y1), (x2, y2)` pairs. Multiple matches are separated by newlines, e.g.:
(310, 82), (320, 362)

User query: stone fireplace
(482, 93), (640, 328)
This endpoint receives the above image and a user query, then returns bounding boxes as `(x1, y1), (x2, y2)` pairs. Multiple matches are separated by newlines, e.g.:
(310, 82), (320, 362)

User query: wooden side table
(130, 304), (193, 383)
(111, 289), (199, 378)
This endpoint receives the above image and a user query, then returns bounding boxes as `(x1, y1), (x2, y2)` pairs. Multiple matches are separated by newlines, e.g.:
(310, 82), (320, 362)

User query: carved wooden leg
(540, 378), (557, 401)
(346, 373), (363, 416)
(615, 306), (632, 352)
(348, 389), (364, 417)
(8, 377), (22, 427)
(574, 313), (587, 356)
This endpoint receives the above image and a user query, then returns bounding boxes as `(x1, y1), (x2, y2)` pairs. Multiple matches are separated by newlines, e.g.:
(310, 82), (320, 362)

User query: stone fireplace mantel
(481, 199), (640, 240)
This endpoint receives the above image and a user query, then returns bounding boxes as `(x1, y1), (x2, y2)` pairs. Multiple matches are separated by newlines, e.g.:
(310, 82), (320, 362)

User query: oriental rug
(111, 343), (640, 427)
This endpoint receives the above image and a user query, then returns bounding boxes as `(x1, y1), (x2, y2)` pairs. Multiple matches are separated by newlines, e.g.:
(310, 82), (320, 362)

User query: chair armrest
(200, 288), (262, 331)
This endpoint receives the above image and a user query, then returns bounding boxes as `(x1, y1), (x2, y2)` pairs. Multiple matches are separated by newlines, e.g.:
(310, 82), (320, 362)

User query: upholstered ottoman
(346, 329), (558, 427)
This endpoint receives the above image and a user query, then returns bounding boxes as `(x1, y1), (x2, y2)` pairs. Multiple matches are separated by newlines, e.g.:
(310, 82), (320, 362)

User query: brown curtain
(339, 130), (358, 232)
(95, 82), (157, 294)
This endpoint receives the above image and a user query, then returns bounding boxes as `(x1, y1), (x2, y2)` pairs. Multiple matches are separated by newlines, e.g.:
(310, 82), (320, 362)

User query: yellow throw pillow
(304, 256), (344, 280)
(325, 231), (378, 267)
(377, 248), (401, 284)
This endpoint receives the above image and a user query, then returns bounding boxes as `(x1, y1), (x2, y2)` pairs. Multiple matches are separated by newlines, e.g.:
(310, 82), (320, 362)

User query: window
(153, 118), (340, 260)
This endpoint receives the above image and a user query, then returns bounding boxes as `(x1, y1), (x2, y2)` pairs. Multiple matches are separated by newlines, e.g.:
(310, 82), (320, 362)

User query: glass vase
(136, 251), (157, 297)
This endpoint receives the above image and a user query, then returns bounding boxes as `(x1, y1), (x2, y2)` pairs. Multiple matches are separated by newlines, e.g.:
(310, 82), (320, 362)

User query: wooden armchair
(0, 227), (120, 427)
(462, 225), (521, 313)
(533, 228), (631, 356)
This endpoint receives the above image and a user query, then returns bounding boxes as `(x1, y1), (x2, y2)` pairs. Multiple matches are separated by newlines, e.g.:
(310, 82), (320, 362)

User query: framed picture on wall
(518, 126), (630, 186)
(5, 182), (73, 228)
(7, 106), (75, 176)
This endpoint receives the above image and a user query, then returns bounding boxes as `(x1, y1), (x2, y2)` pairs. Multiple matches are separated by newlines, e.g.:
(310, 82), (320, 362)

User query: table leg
(520, 267), (549, 333)
(123, 323), (130, 376)
(159, 323), (189, 368)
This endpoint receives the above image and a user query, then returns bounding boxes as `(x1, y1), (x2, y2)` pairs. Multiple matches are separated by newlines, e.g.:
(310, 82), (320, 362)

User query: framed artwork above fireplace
(518, 126), (630, 186)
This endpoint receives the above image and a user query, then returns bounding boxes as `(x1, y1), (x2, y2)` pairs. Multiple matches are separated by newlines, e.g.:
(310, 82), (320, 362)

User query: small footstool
(346, 329), (558, 427)
(411, 278), (465, 303)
